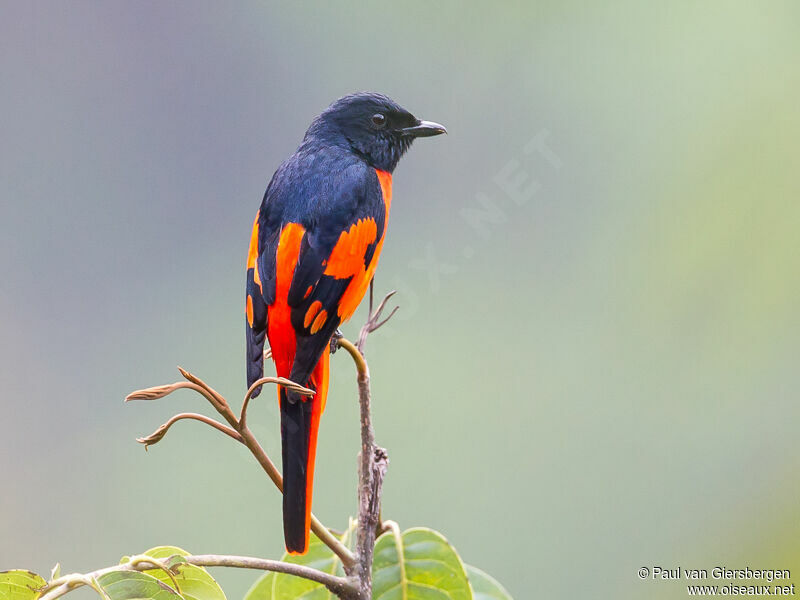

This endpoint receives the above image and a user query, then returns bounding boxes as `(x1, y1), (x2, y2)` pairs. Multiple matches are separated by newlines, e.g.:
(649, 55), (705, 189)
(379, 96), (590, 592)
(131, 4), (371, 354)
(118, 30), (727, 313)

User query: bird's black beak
(399, 119), (447, 138)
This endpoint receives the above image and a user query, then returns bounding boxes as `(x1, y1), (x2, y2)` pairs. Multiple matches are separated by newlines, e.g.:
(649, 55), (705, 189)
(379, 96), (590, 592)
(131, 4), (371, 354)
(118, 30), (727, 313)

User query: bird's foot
(330, 329), (343, 354)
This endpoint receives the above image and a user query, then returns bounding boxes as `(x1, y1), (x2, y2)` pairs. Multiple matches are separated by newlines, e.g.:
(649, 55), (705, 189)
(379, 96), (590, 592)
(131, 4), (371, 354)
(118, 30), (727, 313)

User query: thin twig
(336, 337), (367, 377)
(37, 554), (355, 600)
(126, 371), (239, 431)
(136, 412), (243, 448)
(177, 367), (240, 429)
(177, 367), (229, 409)
(126, 381), (216, 405)
(189, 555), (354, 595)
(356, 290), (399, 353)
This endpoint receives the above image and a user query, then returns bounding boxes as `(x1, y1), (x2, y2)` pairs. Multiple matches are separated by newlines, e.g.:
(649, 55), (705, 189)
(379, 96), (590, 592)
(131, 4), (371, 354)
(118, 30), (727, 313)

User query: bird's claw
(330, 329), (343, 354)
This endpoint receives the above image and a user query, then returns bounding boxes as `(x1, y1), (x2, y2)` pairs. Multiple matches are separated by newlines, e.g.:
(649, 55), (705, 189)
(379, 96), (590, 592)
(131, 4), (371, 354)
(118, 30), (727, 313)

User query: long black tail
(280, 388), (313, 553)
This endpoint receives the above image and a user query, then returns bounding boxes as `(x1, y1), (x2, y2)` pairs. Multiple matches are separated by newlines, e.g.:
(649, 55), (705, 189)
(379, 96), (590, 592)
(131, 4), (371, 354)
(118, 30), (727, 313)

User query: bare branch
(356, 290), (399, 353)
(37, 553), (356, 600)
(136, 412), (243, 449)
(126, 369), (240, 431)
(336, 337), (367, 378)
(189, 555), (355, 595)
(355, 445), (388, 592)
(335, 331), (388, 597)
(176, 367), (240, 429)
(177, 367), (228, 409)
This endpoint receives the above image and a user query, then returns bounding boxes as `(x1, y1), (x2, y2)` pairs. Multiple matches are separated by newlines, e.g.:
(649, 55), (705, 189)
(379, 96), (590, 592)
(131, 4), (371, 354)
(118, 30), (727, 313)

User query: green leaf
(140, 546), (226, 600)
(372, 527), (472, 600)
(465, 565), (513, 600)
(271, 529), (350, 600)
(96, 571), (184, 600)
(141, 546), (190, 559)
(0, 570), (47, 600)
(243, 572), (275, 600)
(246, 523), (356, 600)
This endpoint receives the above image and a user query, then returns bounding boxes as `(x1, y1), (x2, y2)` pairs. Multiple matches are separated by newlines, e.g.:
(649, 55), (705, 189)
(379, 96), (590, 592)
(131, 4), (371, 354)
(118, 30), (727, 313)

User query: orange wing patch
(323, 218), (378, 280)
(334, 169), (392, 321)
(304, 300), (323, 328)
(246, 295), (254, 327)
(310, 309), (328, 334)
(253, 260), (262, 289)
(247, 213), (262, 291)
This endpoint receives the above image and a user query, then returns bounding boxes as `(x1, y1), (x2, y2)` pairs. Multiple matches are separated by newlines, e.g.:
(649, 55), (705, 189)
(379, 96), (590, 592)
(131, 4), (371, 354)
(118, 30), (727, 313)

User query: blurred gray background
(2, 2), (799, 598)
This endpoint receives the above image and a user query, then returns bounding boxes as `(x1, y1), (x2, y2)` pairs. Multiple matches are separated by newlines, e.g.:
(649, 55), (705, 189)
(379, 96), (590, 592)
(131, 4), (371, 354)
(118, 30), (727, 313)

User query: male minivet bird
(245, 92), (446, 553)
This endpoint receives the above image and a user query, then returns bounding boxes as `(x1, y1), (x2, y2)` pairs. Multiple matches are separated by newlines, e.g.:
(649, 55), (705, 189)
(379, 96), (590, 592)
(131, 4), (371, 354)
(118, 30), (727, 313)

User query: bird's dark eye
(371, 113), (386, 128)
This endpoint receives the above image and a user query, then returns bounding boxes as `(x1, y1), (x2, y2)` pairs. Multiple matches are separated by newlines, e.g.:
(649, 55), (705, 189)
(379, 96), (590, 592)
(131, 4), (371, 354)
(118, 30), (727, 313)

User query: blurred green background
(2, 2), (799, 598)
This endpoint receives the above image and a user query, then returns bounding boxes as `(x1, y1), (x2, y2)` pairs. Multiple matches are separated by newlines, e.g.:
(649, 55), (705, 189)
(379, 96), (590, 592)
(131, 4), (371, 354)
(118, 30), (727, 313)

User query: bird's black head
(304, 92), (446, 173)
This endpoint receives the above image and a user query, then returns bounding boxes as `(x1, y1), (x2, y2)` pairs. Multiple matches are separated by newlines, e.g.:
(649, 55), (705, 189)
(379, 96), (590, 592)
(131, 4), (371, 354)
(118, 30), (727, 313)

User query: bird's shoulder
(261, 146), (382, 233)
